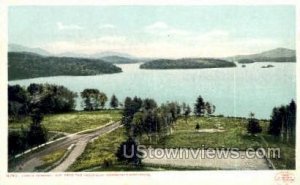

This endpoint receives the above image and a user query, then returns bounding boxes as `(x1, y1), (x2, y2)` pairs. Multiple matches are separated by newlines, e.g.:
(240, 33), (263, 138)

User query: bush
(195, 123), (200, 130)
(8, 131), (27, 156)
(247, 118), (262, 135)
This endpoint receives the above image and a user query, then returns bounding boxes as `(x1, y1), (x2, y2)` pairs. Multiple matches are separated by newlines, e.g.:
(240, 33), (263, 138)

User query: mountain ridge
(227, 47), (296, 62)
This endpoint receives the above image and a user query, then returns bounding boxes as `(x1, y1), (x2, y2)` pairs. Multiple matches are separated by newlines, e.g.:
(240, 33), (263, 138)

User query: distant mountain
(100, 56), (140, 64)
(58, 51), (136, 58)
(8, 52), (122, 80)
(90, 51), (135, 59)
(140, 58), (236, 69)
(57, 52), (90, 58)
(228, 48), (296, 62)
(8, 44), (51, 56)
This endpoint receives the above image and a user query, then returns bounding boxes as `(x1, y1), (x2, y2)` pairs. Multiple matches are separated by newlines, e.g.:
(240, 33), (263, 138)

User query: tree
(142, 110), (161, 141)
(247, 113), (262, 135)
(122, 97), (143, 133)
(205, 102), (215, 115)
(29, 84), (77, 114)
(142, 98), (157, 110)
(287, 100), (296, 142)
(99, 92), (108, 109)
(80, 89), (106, 110)
(27, 110), (47, 147)
(110, 94), (119, 109)
(8, 130), (27, 156)
(131, 112), (144, 137)
(27, 83), (42, 95)
(194, 95), (205, 116)
(116, 137), (142, 165)
(268, 100), (296, 143)
(268, 107), (282, 136)
(8, 85), (29, 119)
(182, 103), (191, 123)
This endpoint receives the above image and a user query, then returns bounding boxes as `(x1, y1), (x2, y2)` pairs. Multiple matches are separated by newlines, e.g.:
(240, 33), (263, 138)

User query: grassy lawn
(261, 135), (295, 169)
(67, 115), (294, 171)
(141, 116), (267, 150)
(35, 149), (67, 171)
(68, 127), (127, 171)
(9, 110), (122, 133)
(140, 116), (295, 170)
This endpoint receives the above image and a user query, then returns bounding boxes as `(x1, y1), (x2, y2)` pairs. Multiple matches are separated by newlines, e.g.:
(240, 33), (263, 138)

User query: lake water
(9, 63), (296, 119)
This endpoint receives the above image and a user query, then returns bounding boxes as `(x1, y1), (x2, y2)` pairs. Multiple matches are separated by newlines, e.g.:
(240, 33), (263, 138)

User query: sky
(8, 6), (296, 58)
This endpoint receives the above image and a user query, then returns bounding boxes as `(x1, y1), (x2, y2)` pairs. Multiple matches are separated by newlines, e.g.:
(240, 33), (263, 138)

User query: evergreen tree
(268, 100), (296, 143)
(110, 94), (119, 109)
(247, 113), (262, 135)
(194, 95), (205, 116)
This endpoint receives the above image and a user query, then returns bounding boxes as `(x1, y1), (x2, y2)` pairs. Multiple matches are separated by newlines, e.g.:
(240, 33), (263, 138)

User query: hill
(228, 48), (296, 62)
(140, 58), (236, 69)
(100, 56), (139, 64)
(8, 52), (122, 80)
(58, 51), (136, 58)
(8, 44), (51, 56)
(90, 51), (135, 59)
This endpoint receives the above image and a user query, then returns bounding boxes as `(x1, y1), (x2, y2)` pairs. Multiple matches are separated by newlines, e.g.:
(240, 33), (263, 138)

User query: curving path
(11, 122), (121, 172)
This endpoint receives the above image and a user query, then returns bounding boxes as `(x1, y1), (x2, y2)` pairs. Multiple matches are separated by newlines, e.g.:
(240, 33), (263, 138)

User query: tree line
(8, 84), (215, 158)
(8, 84), (120, 156)
(246, 100), (296, 144)
(116, 95), (215, 165)
(268, 100), (296, 143)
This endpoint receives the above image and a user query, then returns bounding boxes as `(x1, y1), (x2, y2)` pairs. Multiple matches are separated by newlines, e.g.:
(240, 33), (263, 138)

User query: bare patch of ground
(197, 128), (225, 133)
(142, 148), (270, 170)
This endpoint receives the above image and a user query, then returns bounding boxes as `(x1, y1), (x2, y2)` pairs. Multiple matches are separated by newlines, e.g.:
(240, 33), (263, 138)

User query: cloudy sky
(8, 6), (295, 58)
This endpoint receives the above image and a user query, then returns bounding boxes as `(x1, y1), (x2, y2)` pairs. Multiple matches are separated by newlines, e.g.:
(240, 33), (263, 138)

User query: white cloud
(145, 21), (169, 30)
(144, 21), (189, 36)
(98, 24), (116, 29)
(56, 22), (84, 30)
(42, 36), (127, 54)
(43, 26), (281, 58)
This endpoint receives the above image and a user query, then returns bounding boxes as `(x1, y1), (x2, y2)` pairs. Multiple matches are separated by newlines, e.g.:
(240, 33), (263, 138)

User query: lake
(9, 62), (296, 119)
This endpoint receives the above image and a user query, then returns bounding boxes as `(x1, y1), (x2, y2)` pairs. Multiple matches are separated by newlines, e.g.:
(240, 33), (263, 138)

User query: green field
(10, 113), (294, 170)
(9, 110), (122, 133)
(141, 116), (268, 149)
(140, 116), (295, 169)
(67, 115), (295, 171)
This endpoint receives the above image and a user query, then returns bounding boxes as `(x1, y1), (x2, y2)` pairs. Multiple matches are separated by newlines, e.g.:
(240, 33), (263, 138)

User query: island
(140, 58), (236, 69)
(261, 64), (274, 68)
(8, 52), (122, 80)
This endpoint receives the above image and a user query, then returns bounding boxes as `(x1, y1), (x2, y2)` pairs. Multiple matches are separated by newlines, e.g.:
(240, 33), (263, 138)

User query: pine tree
(194, 95), (205, 116)
(247, 113), (262, 135)
(110, 94), (119, 109)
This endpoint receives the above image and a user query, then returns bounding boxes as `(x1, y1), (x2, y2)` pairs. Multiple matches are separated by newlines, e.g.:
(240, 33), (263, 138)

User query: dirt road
(10, 122), (121, 172)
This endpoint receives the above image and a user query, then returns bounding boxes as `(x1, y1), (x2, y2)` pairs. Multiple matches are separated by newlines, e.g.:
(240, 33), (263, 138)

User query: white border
(0, 1), (299, 185)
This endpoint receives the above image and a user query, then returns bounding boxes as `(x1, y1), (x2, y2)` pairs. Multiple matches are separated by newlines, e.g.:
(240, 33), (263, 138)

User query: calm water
(9, 63), (296, 119)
